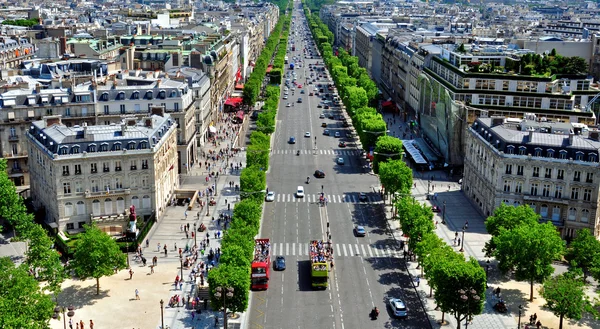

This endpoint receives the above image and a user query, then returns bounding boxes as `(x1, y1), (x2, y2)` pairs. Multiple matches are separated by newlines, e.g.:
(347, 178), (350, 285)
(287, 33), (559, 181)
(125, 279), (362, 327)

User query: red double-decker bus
(251, 238), (271, 290)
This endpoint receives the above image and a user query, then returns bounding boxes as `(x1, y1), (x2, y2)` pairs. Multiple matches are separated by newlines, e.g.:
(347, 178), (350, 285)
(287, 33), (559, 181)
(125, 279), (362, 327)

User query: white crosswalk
(271, 242), (403, 258)
(272, 193), (380, 203)
(271, 149), (360, 156)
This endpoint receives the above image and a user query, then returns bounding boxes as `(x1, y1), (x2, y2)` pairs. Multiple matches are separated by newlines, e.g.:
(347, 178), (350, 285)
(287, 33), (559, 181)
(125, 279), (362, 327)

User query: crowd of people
(309, 240), (333, 263)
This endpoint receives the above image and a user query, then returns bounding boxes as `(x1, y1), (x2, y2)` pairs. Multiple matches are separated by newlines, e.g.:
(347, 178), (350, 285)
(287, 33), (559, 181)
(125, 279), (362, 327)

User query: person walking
(89, 320), (94, 329)
(157, 242), (161, 252)
(69, 318), (73, 329)
(135, 289), (140, 300)
(80, 320), (85, 329)
(129, 268), (134, 279)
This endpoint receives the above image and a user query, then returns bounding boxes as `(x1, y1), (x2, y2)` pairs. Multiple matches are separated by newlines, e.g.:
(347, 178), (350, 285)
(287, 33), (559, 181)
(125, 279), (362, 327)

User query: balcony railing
(85, 188), (131, 199)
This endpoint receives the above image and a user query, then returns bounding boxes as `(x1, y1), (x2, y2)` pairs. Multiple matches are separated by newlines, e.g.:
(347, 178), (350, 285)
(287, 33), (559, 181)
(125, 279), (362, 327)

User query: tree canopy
(540, 272), (597, 329)
(483, 204), (539, 257)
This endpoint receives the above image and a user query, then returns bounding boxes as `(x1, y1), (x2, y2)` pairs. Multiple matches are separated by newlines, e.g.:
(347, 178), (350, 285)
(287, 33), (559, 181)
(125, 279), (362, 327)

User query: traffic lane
(334, 256), (380, 328)
(262, 256), (300, 328)
(361, 255), (431, 328)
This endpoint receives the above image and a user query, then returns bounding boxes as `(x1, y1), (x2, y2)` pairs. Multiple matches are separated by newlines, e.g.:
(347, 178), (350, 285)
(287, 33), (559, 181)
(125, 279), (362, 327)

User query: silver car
(388, 298), (408, 318)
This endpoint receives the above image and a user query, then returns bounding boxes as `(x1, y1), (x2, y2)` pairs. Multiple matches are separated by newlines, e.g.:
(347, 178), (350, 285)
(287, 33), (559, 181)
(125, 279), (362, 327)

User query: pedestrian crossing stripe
(271, 149), (361, 156)
(271, 242), (403, 258)
(271, 193), (381, 203)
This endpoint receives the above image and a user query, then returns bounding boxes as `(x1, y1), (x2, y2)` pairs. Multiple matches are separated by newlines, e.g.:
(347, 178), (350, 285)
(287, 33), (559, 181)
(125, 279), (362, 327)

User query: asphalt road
(248, 3), (430, 329)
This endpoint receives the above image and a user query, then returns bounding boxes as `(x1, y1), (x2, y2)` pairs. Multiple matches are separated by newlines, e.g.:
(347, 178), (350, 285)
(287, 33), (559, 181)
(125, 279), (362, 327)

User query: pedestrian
(217, 231), (221, 239)
(150, 265), (154, 274)
(457, 238), (461, 246)
(80, 320), (84, 329)
(145, 239), (149, 248)
(157, 243), (161, 252)
(153, 256), (158, 266)
(214, 232), (217, 239)
(192, 311), (196, 321)
(180, 224), (183, 232)
(165, 248), (168, 256)
(179, 281), (183, 290)
(415, 276), (420, 287)
(135, 288), (140, 300)
(76, 323), (79, 329)
(129, 268), (134, 279)
(536, 320), (542, 329)
(184, 211), (188, 220)
(69, 318), (73, 329)
(186, 231), (189, 239)
(214, 316), (219, 327)
(533, 313), (538, 323)
(89, 320), (94, 329)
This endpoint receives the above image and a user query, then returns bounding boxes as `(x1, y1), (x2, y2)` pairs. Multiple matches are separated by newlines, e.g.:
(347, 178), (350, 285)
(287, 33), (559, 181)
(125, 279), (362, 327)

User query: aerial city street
(1, 0), (600, 328)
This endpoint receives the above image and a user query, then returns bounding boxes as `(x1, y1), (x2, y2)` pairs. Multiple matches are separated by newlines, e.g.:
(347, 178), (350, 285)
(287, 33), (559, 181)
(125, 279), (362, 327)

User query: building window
(589, 153), (598, 162)
(46, 108), (53, 115)
(117, 92), (125, 100)
(130, 160), (137, 170)
(505, 164), (512, 174)
(559, 150), (567, 159)
(103, 162), (110, 172)
(132, 91), (140, 99)
(114, 143), (121, 151)
(542, 184), (550, 197)
(584, 189), (592, 202)
(557, 169), (564, 180)
(66, 223), (74, 230)
(518, 146), (527, 155)
(529, 203), (536, 211)
(575, 152), (584, 161)
(116, 197), (125, 213)
(62, 165), (70, 176)
(540, 204), (548, 218)
(60, 147), (68, 155)
(9, 127), (16, 137)
(515, 181), (523, 194)
(140, 141), (148, 149)
(546, 149), (555, 158)
(115, 177), (123, 189)
(581, 209), (590, 222)
(142, 160), (149, 169)
(554, 185), (563, 199)
(92, 199), (101, 215)
(64, 202), (73, 217)
(104, 105), (109, 114)
(120, 104), (126, 114)
(142, 176), (148, 187)
(530, 183), (538, 196)
(63, 182), (71, 194)
(534, 148), (542, 157)
(574, 171), (581, 182)
(99, 144), (108, 152)
(128, 142), (136, 150)
(142, 195), (151, 208)
(533, 167), (539, 177)
(104, 198), (113, 214)
(545, 168), (552, 179)
(586, 173), (594, 183)
(71, 146), (80, 154)
(88, 144), (96, 153)
(132, 196), (140, 209)
(568, 207), (577, 221)
(65, 108), (71, 116)
(76, 201), (85, 215)
(115, 161), (122, 171)
(90, 163), (97, 173)
(551, 206), (561, 221)
(504, 180), (511, 192)
(517, 165), (524, 176)
(571, 187), (580, 200)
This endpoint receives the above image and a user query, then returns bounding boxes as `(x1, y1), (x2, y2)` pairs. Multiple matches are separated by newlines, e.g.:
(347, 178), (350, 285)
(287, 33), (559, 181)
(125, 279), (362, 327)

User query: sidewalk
(378, 110), (595, 329)
(49, 114), (248, 329)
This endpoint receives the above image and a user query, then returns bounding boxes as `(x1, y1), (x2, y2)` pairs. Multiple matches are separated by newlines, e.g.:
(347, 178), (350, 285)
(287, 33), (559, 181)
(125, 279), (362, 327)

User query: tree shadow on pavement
(382, 285), (432, 328)
(56, 283), (109, 308)
(363, 253), (404, 272)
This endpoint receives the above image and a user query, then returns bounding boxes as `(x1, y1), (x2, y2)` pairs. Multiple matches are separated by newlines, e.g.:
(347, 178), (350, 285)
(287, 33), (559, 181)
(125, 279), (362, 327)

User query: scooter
(306, 177), (310, 184)
(369, 308), (379, 320)
(297, 150), (300, 156)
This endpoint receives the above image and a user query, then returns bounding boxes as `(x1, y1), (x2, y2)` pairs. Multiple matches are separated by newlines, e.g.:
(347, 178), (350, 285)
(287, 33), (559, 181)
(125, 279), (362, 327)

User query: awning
(401, 140), (428, 165)
(235, 84), (244, 90)
(382, 101), (394, 108)
(225, 97), (243, 107)
(208, 126), (217, 133)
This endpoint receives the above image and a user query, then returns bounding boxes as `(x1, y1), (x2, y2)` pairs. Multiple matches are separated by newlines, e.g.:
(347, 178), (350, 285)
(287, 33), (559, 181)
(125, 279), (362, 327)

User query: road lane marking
(354, 244), (360, 255)
(368, 246), (373, 257)
(286, 243), (289, 255)
(360, 244), (367, 256)
(342, 244), (347, 257)
(291, 242), (295, 256)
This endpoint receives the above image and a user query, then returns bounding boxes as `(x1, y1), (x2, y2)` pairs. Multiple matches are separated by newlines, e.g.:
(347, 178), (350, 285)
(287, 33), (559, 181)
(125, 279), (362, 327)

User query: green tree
(373, 136), (403, 173)
(24, 224), (66, 299)
(208, 263), (251, 313)
(250, 131), (271, 148)
(483, 204), (539, 257)
(246, 146), (270, 171)
(70, 224), (127, 295)
(379, 159), (412, 202)
(239, 166), (266, 199)
(540, 272), (596, 329)
(0, 159), (34, 235)
(565, 229), (600, 281)
(493, 222), (564, 301)
(0, 257), (55, 329)
(395, 196), (434, 251)
(232, 198), (262, 228)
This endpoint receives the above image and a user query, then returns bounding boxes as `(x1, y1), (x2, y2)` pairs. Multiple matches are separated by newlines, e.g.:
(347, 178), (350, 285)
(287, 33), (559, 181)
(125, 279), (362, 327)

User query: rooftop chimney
(44, 116), (62, 128)
(528, 129), (534, 143)
(156, 79), (161, 88)
(35, 83), (41, 94)
(569, 132), (575, 146)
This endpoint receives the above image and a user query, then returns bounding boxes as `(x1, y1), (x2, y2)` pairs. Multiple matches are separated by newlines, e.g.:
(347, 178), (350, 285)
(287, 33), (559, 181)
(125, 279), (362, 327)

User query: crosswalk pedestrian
(269, 193), (381, 203)
(270, 242), (403, 258)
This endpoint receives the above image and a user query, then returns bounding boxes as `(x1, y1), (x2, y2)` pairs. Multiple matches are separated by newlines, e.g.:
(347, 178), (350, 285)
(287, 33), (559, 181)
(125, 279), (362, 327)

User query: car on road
(324, 105), (329, 109)
(337, 157), (345, 165)
(319, 113), (325, 119)
(297, 97), (303, 103)
(354, 225), (366, 237)
(317, 104), (322, 108)
(338, 141), (346, 148)
(323, 129), (330, 136)
(288, 136), (296, 144)
(301, 90), (305, 94)
(296, 186), (305, 198)
(274, 256), (286, 270)
(388, 298), (408, 318)
(283, 95), (288, 99)
(334, 131), (341, 138)
(321, 122), (327, 127)
(309, 92), (314, 96)
(286, 103), (291, 107)
(265, 191), (275, 202)
(358, 193), (368, 202)
(304, 132), (311, 138)
(314, 170), (325, 178)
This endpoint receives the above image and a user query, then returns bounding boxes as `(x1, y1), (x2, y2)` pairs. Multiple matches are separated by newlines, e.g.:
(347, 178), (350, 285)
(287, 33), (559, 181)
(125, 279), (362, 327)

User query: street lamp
(126, 240), (130, 268)
(518, 304), (523, 328)
(459, 288), (480, 329)
(53, 305), (75, 329)
(193, 223), (197, 247)
(442, 201), (447, 224)
(179, 253), (184, 282)
(160, 299), (165, 329)
(459, 225), (466, 252)
(485, 259), (491, 287)
(215, 286), (234, 329)
(206, 194), (210, 216)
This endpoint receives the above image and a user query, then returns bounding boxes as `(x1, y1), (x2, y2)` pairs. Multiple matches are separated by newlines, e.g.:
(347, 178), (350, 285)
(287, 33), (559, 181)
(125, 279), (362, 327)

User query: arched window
(132, 91), (140, 100)
(540, 204), (548, 218)
(519, 146), (527, 155)
(88, 144), (97, 152)
(71, 145), (80, 154)
(77, 201), (86, 215)
(534, 147), (542, 157)
(559, 150), (568, 159)
(589, 153), (597, 162)
(506, 145), (515, 154)
(104, 198), (113, 214)
(145, 91), (153, 100)
(59, 146), (68, 155)
(64, 202), (73, 217)
(142, 195), (151, 209)
(101, 92), (109, 101)
(568, 207), (577, 221)
(113, 142), (121, 151)
(116, 197), (125, 213)
(529, 202), (536, 211)
(139, 141), (148, 149)
(575, 151), (584, 161)
(159, 90), (166, 99)
(117, 92), (125, 100)
(170, 90), (177, 98)
(581, 209), (590, 223)
(92, 199), (101, 216)
(546, 149), (555, 158)
(131, 196), (140, 209)
(99, 143), (109, 152)
(128, 141), (136, 150)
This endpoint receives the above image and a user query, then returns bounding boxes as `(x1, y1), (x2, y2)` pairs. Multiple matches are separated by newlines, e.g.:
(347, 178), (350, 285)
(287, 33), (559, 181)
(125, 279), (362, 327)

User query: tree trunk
(559, 314), (563, 329)
(455, 315), (462, 329)
(529, 277), (534, 302)
(429, 286), (433, 298)
(96, 278), (100, 295)
(441, 312), (445, 323)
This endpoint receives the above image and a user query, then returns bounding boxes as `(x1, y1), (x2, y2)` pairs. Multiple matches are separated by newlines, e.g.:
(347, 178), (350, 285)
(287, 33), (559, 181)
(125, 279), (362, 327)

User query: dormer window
(145, 91), (153, 100)
(170, 90), (177, 98)
(59, 146), (68, 155)
(99, 143), (109, 152)
(71, 146), (80, 154)
(132, 91), (140, 100)
(117, 92), (125, 100)
(559, 150), (568, 159)
(159, 90), (166, 99)
(518, 146), (527, 155)
(113, 142), (121, 151)
(139, 141), (148, 149)
(128, 141), (136, 150)
(589, 153), (597, 162)
(534, 147), (542, 157)
(575, 151), (584, 161)
(88, 144), (97, 153)
(546, 149), (555, 158)
(101, 92), (109, 101)
(506, 145), (514, 154)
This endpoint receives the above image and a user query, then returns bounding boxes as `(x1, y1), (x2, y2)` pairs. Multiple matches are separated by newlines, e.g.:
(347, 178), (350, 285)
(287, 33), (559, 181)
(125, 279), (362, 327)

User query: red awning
(382, 101), (394, 108)
(235, 84), (244, 90)
(225, 97), (243, 107)
(236, 110), (244, 121)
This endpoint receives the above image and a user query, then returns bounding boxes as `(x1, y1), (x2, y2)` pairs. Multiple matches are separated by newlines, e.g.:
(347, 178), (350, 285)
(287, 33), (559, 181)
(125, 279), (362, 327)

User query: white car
(296, 186), (305, 198)
(286, 103), (291, 107)
(337, 157), (345, 165)
(304, 132), (311, 138)
(283, 95), (288, 99)
(265, 191), (275, 202)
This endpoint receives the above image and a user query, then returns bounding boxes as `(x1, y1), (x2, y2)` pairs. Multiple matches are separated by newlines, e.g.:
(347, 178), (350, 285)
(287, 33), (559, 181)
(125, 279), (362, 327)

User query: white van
(296, 186), (305, 198)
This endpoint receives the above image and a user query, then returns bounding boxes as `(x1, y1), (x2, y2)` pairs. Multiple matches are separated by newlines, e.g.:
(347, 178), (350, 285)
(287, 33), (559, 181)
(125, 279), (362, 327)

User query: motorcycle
(370, 308), (379, 320)
(306, 177), (310, 184)
(297, 150), (300, 156)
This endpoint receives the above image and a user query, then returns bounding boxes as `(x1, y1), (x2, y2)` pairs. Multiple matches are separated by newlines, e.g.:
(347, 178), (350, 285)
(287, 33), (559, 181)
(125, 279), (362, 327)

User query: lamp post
(442, 200), (447, 224)
(126, 240), (130, 268)
(459, 288), (480, 329)
(215, 286), (234, 329)
(518, 304), (523, 328)
(459, 225), (466, 252)
(160, 299), (165, 329)
(179, 253), (184, 281)
(485, 259), (491, 288)
(193, 223), (197, 247)
(53, 305), (75, 329)
(206, 194), (210, 216)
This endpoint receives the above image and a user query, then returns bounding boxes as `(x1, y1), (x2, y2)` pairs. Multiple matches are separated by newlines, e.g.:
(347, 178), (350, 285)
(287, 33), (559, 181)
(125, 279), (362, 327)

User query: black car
(314, 170), (325, 178)
(274, 256), (286, 270)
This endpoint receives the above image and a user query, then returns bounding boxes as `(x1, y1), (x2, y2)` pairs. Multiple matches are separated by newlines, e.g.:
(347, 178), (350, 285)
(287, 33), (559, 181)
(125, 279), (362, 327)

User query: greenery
(483, 204), (539, 257)
(0, 257), (55, 329)
(565, 229), (600, 282)
(70, 224), (127, 295)
(540, 271), (597, 329)
(493, 222), (564, 301)
(24, 224), (66, 299)
(1, 18), (38, 27)
(378, 159), (412, 202)
(373, 136), (403, 173)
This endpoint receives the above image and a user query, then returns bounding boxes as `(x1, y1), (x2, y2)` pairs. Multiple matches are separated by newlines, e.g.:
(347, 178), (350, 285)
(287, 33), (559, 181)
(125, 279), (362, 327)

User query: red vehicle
(251, 238), (271, 290)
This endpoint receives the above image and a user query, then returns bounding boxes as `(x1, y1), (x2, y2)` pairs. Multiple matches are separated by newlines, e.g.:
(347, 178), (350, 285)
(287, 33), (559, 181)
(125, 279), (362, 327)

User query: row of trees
(207, 5), (291, 315)
(242, 12), (287, 106)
